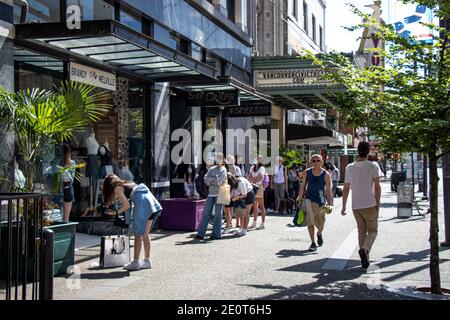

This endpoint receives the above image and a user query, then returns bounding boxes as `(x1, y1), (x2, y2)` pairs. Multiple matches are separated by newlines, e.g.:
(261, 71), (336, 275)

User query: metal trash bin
(397, 182), (413, 218)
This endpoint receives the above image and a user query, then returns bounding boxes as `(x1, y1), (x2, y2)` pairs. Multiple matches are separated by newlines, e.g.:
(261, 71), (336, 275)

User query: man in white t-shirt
(341, 142), (382, 269)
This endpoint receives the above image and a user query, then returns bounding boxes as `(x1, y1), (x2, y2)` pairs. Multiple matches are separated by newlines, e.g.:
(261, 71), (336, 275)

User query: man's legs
(274, 183), (282, 212)
(363, 207), (379, 252)
(353, 209), (368, 249)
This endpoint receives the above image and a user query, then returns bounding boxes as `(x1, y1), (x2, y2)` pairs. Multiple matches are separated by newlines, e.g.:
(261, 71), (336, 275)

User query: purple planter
(160, 199), (206, 231)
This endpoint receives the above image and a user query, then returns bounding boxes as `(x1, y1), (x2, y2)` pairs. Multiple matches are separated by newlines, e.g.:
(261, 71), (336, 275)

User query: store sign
(337, 148), (358, 156)
(227, 103), (272, 117)
(255, 68), (334, 88)
(69, 62), (116, 91)
(186, 90), (239, 107)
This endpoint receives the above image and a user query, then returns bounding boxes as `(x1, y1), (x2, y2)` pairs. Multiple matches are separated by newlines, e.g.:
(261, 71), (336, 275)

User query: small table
(160, 199), (206, 231)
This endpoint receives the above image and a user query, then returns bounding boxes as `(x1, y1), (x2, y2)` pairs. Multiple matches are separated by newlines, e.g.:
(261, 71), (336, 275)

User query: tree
(307, 1), (450, 294)
(0, 81), (110, 192)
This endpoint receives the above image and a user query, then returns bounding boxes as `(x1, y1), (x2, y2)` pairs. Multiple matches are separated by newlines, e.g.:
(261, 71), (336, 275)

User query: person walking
(195, 154), (228, 240)
(102, 174), (162, 271)
(341, 142), (382, 269)
(297, 154), (333, 252)
(271, 156), (288, 214)
(248, 155), (267, 230)
(288, 165), (301, 209)
(331, 163), (340, 201)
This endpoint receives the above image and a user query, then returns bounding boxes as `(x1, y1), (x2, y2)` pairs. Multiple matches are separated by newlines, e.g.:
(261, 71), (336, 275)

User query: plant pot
(45, 221), (78, 276)
(160, 198), (206, 231)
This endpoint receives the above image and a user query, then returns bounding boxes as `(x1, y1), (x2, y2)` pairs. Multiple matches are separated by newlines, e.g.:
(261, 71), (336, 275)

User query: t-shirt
(237, 177), (253, 195)
(344, 160), (382, 210)
(250, 166), (266, 186)
(272, 165), (286, 184)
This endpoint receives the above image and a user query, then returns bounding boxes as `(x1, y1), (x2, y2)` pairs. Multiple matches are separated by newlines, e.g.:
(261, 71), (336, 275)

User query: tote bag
(217, 183), (231, 205)
(100, 235), (130, 268)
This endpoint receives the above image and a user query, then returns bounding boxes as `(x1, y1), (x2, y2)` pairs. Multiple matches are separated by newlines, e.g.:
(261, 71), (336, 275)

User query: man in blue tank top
(298, 154), (333, 251)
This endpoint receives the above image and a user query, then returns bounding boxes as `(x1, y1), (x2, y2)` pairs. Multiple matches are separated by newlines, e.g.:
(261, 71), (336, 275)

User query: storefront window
(14, 0), (60, 23)
(66, 0), (114, 21)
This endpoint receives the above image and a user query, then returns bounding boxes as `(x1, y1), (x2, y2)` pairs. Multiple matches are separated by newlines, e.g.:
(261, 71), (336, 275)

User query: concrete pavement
(53, 175), (450, 300)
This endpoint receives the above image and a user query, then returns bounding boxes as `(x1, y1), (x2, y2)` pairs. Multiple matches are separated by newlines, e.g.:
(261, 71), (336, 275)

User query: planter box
(46, 222), (78, 276)
(160, 199), (206, 231)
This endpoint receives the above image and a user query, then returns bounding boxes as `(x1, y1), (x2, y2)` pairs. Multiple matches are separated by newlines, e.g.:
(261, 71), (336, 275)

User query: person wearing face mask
(247, 155), (267, 230)
(184, 165), (197, 199)
(194, 153), (228, 240)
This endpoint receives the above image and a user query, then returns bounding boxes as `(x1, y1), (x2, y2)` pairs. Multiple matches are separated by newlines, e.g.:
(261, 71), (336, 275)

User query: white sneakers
(124, 259), (152, 271)
(248, 222), (257, 229)
(222, 227), (232, 234)
(256, 223), (265, 230)
(238, 229), (247, 236)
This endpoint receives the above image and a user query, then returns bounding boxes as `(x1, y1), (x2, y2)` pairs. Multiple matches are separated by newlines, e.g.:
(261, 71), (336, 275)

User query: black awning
(287, 124), (332, 140)
(14, 20), (218, 83)
(176, 76), (273, 105)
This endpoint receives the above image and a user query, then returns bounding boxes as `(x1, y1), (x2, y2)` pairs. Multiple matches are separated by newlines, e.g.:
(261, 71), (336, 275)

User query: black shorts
(244, 190), (255, 206)
(63, 182), (74, 202)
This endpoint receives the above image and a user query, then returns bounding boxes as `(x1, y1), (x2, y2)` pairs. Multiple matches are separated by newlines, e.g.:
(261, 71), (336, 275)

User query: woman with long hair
(103, 174), (162, 271)
(228, 174), (255, 236)
(247, 155), (266, 230)
(184, 165), (197, 199)
(62, 143), (76, 222)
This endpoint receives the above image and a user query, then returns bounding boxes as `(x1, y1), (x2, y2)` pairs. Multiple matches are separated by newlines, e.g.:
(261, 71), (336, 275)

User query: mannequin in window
(98, 139), (113, 179)
(82, 129), (100, 217)
(14, 160), (26, 190)
(62, 144), (76, 222)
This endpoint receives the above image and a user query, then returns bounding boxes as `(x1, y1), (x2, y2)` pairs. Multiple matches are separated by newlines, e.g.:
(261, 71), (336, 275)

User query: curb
(382, 284), (450, 300)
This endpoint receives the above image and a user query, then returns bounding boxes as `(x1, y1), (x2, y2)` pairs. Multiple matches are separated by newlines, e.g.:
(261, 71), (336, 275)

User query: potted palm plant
(0, 81), (110, 276)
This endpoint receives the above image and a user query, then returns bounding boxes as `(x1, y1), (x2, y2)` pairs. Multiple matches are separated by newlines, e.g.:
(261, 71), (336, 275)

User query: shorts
(244, 190), (255, 205)
(255, 186), (264, 199)
(304, 198), (326, 230)
(63, 182), (74, 202)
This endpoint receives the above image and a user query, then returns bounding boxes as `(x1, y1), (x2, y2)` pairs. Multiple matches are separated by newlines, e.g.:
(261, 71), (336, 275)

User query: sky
(326, 0), (390, 53)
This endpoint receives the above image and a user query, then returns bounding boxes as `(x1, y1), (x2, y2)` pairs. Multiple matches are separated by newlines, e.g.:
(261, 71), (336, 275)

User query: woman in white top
(247, 155), (266, 230)
(228, 175), (256, 236)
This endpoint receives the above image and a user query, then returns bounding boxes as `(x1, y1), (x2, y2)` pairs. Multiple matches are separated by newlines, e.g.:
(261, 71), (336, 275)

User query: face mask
(187, 168), (193, 174)
(99, 147), (106, 156)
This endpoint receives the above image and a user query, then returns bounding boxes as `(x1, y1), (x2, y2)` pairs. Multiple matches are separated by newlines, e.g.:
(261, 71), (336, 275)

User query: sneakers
(223, 227), (232, 234)
(358, 248), (370, 268)
(317, 234), (323, 247)
(256, 223), (265, 230)
(194, 234), (204, 240)
(238, 229), (247, 237)
(248, 222), (257, 229)
(124, 260), (141, 271)
(140, 259), (152, 269)
(308, 243), (318, 252)
(210, 235), (221, 240)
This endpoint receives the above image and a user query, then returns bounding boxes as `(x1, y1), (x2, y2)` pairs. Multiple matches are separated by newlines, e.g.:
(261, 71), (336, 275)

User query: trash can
(397, 182), (413, 218)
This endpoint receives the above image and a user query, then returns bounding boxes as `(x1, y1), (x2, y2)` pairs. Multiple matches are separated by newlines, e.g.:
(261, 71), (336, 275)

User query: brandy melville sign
(186, 90), (239, 107)
(255, 68), (333, 88)
(69, 62), (116, 91)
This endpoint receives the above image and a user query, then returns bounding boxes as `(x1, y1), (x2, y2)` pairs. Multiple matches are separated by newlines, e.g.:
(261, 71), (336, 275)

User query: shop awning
(253, 56), (350, 109)
(176, 76), (273, 105)
(14, 20), (218, 83)
(286, 124), (345, 147)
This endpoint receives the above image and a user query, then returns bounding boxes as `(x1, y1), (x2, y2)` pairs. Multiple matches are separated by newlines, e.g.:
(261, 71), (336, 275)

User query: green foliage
(305, 1), (450, 158)
(0, 81), (110, 191)
(280, 145), (307, 168)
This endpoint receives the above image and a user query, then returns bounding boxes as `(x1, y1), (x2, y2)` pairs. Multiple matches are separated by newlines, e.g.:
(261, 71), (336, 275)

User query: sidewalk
(53, 179), (450, 300)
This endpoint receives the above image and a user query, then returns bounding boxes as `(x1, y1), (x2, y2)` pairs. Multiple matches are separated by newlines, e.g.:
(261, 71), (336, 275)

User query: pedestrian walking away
(102, 174), (162, 271)
(195, 153), (228, 240)
(297, 155), (333, 252)
(341, 142), (382, 269)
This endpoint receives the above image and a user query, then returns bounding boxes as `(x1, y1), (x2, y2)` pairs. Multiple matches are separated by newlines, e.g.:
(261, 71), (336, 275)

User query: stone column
(115, 77), (129, 164)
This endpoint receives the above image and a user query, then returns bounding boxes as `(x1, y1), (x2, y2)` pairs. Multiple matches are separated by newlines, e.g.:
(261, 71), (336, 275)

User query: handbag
(293, 201), (306, 226)
(217, 183), (231, 205)
(100, 235), (130, 268)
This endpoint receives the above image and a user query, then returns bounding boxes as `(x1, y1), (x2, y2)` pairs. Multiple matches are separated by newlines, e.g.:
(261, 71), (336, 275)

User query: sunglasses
(311, 159), (321, 163)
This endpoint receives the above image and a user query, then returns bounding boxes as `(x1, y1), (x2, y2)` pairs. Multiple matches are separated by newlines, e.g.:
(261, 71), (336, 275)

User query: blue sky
(326, 0), (390, 53)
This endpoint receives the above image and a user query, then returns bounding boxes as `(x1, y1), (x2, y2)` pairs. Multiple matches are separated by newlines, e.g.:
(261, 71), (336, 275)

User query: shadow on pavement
(276, 249), (319, 258)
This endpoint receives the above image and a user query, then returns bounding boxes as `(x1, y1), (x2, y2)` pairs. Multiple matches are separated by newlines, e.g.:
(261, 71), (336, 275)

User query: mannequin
(82, 129), (100, 217)
(98, 139), (113, 178)
(14, 160), (26, 190)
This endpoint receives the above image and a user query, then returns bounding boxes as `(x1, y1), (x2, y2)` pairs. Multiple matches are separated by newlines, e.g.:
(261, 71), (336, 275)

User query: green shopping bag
(293, 208), (305, 226)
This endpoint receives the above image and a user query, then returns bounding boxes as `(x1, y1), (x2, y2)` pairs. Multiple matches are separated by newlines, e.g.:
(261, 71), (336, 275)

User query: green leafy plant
(0, 81), (110, 192)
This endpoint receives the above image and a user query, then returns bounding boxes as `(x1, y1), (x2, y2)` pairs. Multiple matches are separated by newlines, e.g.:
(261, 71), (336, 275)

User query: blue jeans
(197, 196), (224, 238)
